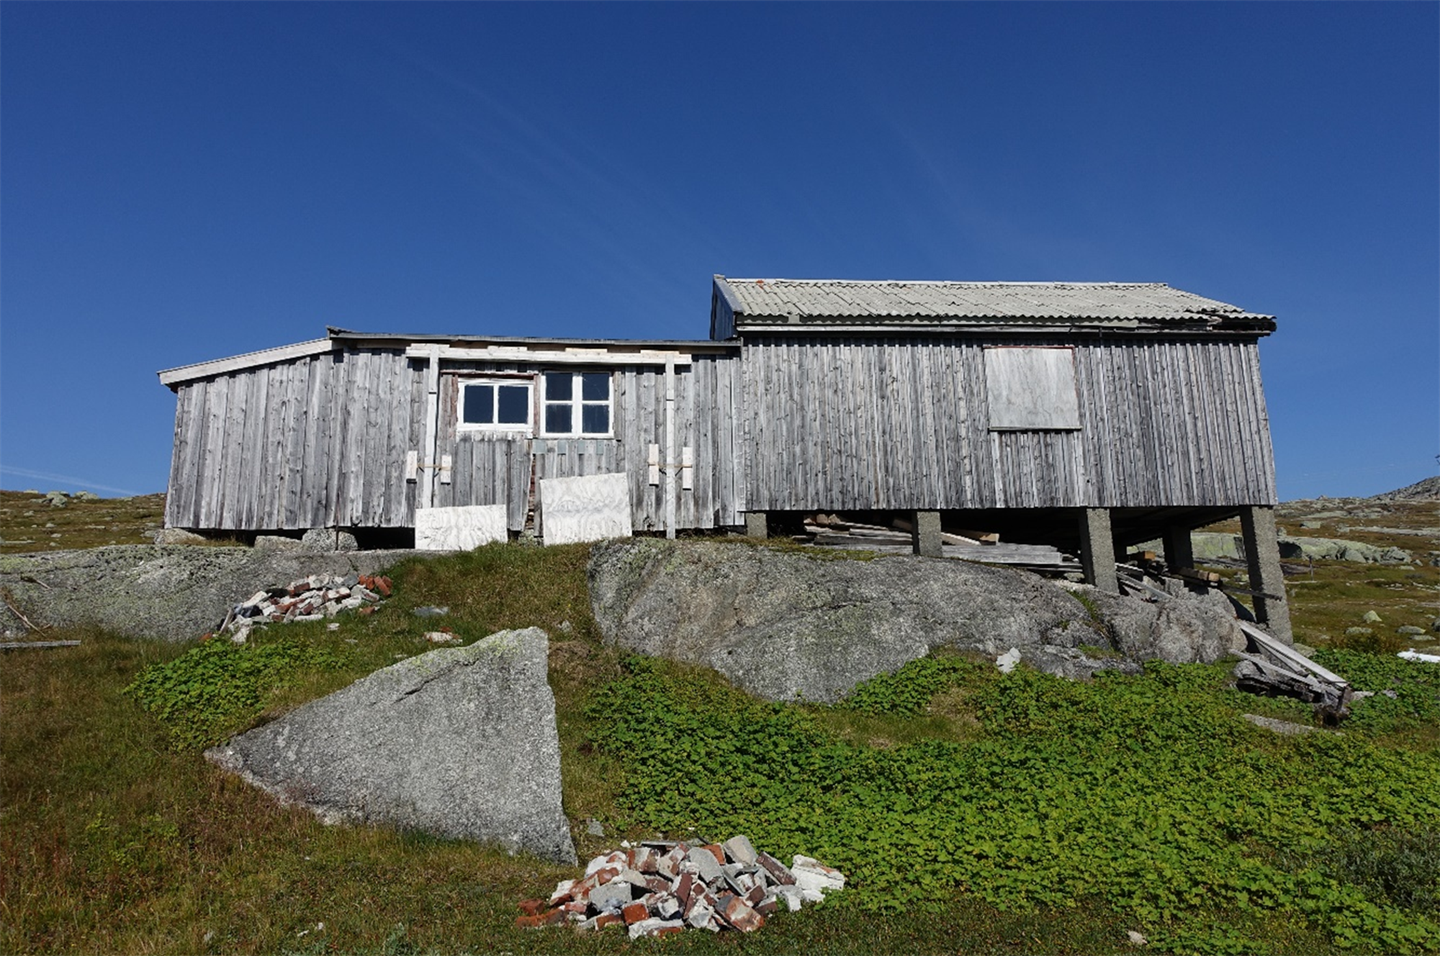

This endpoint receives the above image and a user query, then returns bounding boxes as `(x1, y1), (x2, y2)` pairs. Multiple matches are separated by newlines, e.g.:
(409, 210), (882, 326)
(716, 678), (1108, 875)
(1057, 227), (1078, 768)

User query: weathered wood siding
(165, 349), (426, 530)
(431, 355), (744, 531)
(740, 336), (1277, 511)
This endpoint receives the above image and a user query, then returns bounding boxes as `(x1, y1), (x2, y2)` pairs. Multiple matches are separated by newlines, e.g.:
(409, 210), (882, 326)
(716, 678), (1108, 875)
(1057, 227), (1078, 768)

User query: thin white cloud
(0, 466), (148, 497)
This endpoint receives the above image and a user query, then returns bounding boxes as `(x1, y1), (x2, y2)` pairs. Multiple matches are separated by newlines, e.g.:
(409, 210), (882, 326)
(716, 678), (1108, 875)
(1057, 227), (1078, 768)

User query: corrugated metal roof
(715, 277), (1274, 326)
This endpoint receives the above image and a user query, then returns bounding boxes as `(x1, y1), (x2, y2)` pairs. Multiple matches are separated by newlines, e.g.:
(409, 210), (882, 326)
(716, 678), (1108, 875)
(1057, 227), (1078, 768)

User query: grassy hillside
(0, 490), (167, 553)
(3, 496), (1439, 954)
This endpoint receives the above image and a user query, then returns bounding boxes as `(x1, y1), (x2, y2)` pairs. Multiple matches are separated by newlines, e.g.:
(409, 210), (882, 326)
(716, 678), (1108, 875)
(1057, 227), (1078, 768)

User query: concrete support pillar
(1162, 525), (1195, 572)
(1079, 508), (1119, 593)
(1240, 505), (1293, 643)
(912, 510), (943, 558)
(743, 512), (768, 539)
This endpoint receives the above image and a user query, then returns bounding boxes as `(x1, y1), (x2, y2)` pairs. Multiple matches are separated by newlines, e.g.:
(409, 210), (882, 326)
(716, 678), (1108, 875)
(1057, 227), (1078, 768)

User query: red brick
(722, 896), (765, 933)
(653, 924), (685, 938)
(517, 898), (547, 916)
(562, 901), (588, 914)
(700, 843), (725, 866)
(374, 577), (392, 597)
(622, 901), (650, 925)
(675, 871), (694, 906)
(644, 876), (671, 893)
(515, 909), (566, 929)
(593, 913), (624, 930)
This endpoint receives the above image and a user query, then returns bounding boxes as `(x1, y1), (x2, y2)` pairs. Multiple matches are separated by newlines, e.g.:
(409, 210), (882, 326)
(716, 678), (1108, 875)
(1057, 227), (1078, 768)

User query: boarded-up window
(984, 347), (1081, 430)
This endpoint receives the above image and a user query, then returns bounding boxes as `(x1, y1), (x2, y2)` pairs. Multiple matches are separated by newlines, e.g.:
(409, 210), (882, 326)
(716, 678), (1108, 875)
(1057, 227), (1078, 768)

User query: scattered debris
(516, 836), (844, 936)
(799, 513), (1081, 572)
(1127, 929), (1148, 946)
(425, 630), (459, 644)
(216, 573), (391, 638)
(1398, 649), (1440, 664)
(412, 605), (449, 618)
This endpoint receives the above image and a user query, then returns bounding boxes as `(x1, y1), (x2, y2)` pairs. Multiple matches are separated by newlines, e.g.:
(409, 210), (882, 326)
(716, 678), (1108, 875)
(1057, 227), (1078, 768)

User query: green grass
(6, 495), (1440, 954)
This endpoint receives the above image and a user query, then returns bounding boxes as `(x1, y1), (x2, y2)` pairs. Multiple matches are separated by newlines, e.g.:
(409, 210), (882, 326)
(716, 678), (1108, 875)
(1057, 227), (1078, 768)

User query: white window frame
(539, 370), (614, 438)
(456, 377), (534, 434)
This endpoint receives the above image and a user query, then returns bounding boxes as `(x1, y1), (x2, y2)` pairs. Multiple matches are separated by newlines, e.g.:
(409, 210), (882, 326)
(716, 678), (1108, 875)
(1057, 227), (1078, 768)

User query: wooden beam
(403, 345), (692, 366)
(158, 338), (336, 388)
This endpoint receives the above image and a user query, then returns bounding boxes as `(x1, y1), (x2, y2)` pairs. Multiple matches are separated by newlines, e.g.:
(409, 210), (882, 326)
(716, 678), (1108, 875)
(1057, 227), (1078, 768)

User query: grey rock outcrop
(0, 545), (416, 640)
(205, 627), (575, 864)
(588, 540), (1246, 703)
(1170, 532), (1411, 566)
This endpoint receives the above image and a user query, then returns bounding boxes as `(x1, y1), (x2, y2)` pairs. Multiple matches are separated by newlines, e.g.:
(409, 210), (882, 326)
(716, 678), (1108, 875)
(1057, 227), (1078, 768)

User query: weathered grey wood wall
(166, 348), (426, 530)
(739, 335), (1277, 512)
(433, 356), (744, 531)
(166, 333), (1275, 533)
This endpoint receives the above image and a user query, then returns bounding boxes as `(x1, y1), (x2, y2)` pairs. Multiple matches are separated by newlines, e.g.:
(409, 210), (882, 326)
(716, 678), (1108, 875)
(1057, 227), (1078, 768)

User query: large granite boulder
(0, 545), (417, 640)
(205, 627), (576, 864)
(588, 540), (1246, 703)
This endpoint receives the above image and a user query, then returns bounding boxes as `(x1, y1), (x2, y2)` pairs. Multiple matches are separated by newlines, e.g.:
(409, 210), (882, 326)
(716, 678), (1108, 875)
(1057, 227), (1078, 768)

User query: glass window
(545, 404), (573, 434)
(497, 385), (529, 424)
(542, 371), (613, 437)
(458, 379), (532, 432)
(462, 385), (494, 425)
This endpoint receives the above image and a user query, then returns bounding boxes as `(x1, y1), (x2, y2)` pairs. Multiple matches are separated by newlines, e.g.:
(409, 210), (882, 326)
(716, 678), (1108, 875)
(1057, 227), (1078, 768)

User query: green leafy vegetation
(587, 655), (1440, 952)
(126, 636), (347, 748)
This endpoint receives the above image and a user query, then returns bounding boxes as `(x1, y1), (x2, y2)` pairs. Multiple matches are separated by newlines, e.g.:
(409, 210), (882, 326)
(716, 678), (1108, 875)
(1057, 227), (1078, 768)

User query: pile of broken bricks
(516, 834), (845, 938)
(217, 573), (393, 641)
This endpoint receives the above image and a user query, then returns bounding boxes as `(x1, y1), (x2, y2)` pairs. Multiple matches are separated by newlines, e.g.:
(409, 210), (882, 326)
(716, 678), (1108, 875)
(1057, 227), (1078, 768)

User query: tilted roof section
(712, 277), (1276, 334)
(158, 329), (734, 388)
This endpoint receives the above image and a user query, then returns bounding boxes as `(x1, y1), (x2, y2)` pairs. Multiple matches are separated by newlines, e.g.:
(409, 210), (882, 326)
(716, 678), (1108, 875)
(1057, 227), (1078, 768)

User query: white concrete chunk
(538, 473), (632, 545)
(414, 504), (508, 551)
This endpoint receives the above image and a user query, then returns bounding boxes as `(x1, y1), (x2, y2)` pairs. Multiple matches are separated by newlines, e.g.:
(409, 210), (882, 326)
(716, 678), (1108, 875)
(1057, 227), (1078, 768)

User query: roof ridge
(722, 278), (1172, 288)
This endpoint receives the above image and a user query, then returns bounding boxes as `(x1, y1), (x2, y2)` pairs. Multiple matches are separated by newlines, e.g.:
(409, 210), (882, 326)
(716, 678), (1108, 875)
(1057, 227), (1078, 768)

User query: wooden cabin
(159, 276), (1291, 638)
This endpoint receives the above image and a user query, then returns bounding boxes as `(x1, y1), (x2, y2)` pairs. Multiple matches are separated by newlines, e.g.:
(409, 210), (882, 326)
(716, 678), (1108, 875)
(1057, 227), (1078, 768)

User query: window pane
(581, 372), (610, 401)
(462, 385), (493, 424)
(581, 404), (609, 435)
(545, 404), (572, 434)
(545, 371), (572, 401)
(497, 385), (529, 424)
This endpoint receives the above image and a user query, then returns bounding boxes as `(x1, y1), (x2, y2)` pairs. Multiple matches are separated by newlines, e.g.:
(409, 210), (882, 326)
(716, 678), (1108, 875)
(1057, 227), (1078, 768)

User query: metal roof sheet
(714, 277), (1274, 326)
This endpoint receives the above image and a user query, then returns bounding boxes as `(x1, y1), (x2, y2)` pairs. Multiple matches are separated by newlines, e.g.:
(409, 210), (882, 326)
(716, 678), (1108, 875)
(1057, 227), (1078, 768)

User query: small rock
(1362, 610), (1383, 624)
(413, 606), (449, 617)
(1431, 618), (1440, 634)
(425, 631), (459, 644)
(1345, 627), (1373, 637)
(1128, 929), (1148, 945)
(1397, 625), (1426, 636)
(586, 819), (605, 837)
(74, 491), (100, 501)
(300, 527), (359, 552)
(996, 647), (1021, 673)
(154, 527), (208, 545)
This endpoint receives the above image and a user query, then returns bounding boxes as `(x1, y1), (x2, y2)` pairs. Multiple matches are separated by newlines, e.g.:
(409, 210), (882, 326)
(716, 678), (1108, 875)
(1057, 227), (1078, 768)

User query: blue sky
(2, 2), (1436, 500)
